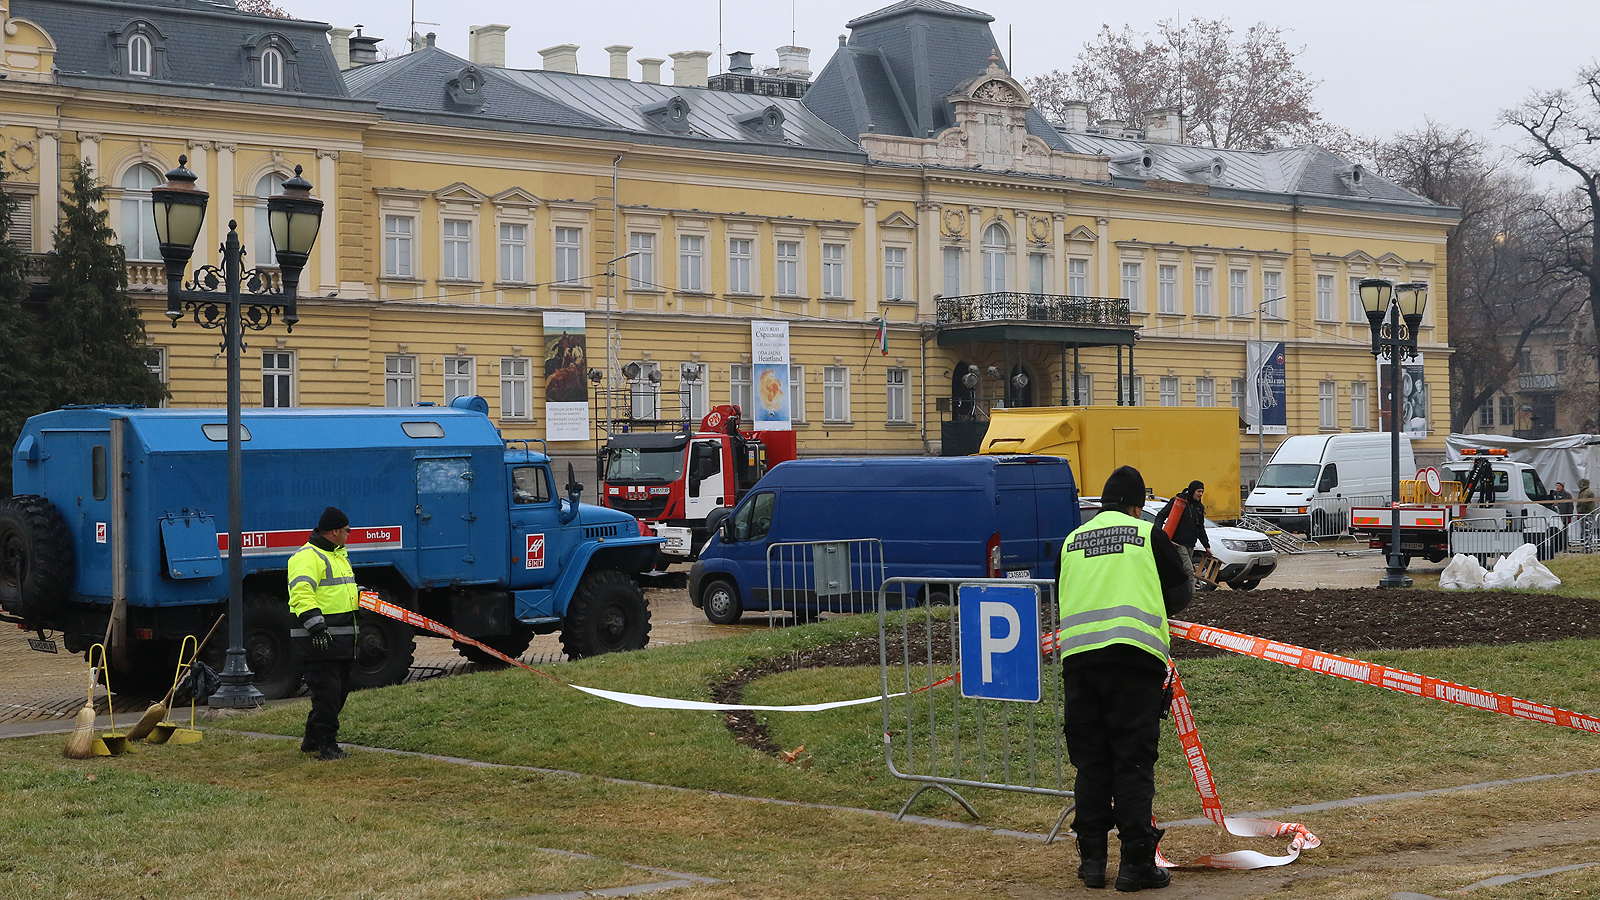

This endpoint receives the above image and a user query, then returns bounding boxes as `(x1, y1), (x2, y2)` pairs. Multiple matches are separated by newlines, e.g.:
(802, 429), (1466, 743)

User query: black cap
(316, 506), (350, 533)
(1101, 466), (1146, 509)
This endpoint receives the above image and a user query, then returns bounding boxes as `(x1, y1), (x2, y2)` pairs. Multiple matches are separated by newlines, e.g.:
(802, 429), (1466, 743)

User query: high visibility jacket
(287, 540), (359, 659)
(1056, 510), (1171, 664)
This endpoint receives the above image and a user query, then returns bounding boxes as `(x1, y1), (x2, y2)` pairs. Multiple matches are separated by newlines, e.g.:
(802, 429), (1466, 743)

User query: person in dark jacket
(1154, 481), (1211, 591)
(1058, 466), (1192, 891)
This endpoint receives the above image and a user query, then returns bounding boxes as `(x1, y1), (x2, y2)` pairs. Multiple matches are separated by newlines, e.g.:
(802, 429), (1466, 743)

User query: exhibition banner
(1377, 351), (1427, 437)
(1245, 341), (1287, 435)
(750, 319), (791, 431)
(542, 311), (589, 441)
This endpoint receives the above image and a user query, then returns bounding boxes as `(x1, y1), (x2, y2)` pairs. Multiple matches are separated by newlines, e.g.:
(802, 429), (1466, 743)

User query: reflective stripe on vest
(1057, 510), (1170, 663)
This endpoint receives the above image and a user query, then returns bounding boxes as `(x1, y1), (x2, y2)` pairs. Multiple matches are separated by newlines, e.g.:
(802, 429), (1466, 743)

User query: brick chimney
(605, 44), (632, 79)
(539, 43), (579, 74)
(670, 50), (711, 88)
(469, 24), (509, 68)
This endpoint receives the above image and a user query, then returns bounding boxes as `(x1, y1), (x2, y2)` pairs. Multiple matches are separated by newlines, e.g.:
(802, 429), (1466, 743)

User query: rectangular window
(1319, 380), (1337, 428)
(500, 357), (529, 420)
(498, 223), (527, 283)
(1316, 274), (1334, 321)
(679, 234), (704, 292)
(261, 49), (282, 88)
(1230, 377), (1244, 410)
(1349, 276), (1365, 322)
(823, 366), (850, 422)
(1557, 349), (1568, 372)
(789, 365), (807, 423)
(443, 356), (474, 403)
(629, 362), (661, 420)
(1157, 264), (1178, 314)
(1119, 376), (1144, 406)
(776, 241), (800, 296)
(883, 247), (906, 301)
(383, 215), (413, 278)
(1195, 377), (1215, 408)
(1228, 268), (1248, 317)
(1478, 401), (1494, 427)
(145, 347), (168, 407)
(1193, 267), (1213, 315)
(1351, 381), (1370, 429)
(1029, 253), (1047, 295)
(442, 219), (472, 280)
(1159, 375), (1179, 407)
(384, 355), (417, 407)
(1263, 271), (1283, 318)
(628, 232), (655, 290)
(1499, 394), (1514, 426)
(1068, 258), (1088, 296)
(886, 368), (908, 423)
(680, 363), (708, 422)
(942, 247), (962, 297)
(824, 243), (847, 298)
(554, 227), (581, 285)
(262, 351), (293, 408)
(728, 238), (753, 294)
(730, 364), (752, 414)
(1121, 262), (1143, 311)
(1074, 373), (1091, 405)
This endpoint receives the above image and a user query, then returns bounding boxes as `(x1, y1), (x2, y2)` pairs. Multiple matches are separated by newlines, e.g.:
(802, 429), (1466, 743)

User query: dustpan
(88, 645), (134, 756)
(147, 634), (204, 744)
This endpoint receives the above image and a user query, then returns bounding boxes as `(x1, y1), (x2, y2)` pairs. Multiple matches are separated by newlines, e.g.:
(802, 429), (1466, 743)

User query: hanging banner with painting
(1244, 341), (1287, 435)
(542, 311), (589, 442)
(750, 320), (791, 431)
(1377, 351), (1427, 438)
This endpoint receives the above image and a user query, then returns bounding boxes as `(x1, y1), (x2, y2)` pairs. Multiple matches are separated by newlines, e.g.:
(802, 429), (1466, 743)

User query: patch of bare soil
(711, 589), (1600, 754)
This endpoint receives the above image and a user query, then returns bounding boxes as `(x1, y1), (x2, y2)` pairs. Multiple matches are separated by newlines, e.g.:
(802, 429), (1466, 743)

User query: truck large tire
(0, 495), (74, 622)
(350, 589), (415, 689)
(105, 640), (185, 698)
(239, 594), (303, 700)
(560, 569), (651, 658)
(453, 625), (535, 667)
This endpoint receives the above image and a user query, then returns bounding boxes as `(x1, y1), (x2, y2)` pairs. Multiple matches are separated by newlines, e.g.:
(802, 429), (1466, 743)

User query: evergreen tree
(43, 160), (167, 410)
(0, 155), (47, 495)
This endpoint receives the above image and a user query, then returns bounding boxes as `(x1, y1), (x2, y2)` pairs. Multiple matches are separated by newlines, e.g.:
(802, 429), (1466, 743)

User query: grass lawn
(6, 614), (1600, 899)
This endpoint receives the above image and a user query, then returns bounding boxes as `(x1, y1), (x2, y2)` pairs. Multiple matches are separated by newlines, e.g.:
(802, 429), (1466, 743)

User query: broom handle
(160, 614), (226, 707)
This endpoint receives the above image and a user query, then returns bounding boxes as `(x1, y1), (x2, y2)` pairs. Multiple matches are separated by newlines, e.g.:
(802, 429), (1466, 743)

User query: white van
(1244, 433), (1415, 536)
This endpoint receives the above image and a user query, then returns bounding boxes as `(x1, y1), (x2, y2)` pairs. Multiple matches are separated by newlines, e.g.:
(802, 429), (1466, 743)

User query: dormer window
(129, 34), (151, 76)
(261, 48), (283, 88)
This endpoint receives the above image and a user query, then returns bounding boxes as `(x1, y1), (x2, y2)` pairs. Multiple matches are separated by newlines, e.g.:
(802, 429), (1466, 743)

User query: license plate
(27, 638), (58, 653)
(1005, 569), (1031, 579)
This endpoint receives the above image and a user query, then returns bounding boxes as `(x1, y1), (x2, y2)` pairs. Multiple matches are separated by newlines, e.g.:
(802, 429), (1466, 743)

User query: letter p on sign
(957, 583), (1042, 703)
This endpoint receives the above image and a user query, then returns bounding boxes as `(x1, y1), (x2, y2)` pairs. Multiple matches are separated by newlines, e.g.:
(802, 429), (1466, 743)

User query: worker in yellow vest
(1059, 467), (1191, 891)
(288, 506), (359, 760)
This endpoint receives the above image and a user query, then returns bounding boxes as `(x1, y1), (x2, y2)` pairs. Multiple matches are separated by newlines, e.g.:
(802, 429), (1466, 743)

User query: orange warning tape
(358, 591), (563, 683)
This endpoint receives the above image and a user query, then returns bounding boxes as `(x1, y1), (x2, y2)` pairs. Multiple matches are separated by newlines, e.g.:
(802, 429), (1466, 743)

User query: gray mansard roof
(801, 0), (1069, 151)
(16, 0), (352, 102)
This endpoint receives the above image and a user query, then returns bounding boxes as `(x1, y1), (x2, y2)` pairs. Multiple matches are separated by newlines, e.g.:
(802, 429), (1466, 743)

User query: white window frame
(1121, 262), (1143, 312)
(1478, 400), (1494, 428)
(1230, 377), (1244, 410)
(554, 227), (582, 286)
(982, 224), (1008, 293)
(500, 357), (530, 420)
(385, 355), (418, 407)
(789, 365), (807, 423)
(252, 172), (287, 269)
(1319, 381), (1337, 429)
(886, 367), (908, 423)
(146, 347), (168, 408)
(679, 234), (705, 293)
(629, 361), (662, 420)
(1195, 376), (1215, 408)
(628, 232), (656, 290)
(1073, 373), (1092, 406)
(384, 215), (415, 278)
(442, 219), (473, 281)
(119, 165), (162, 262)
(823, 366), (850, 423)
(498, 222), (528, 284)
(883, 246), (907, 301)
(823, 242), (848, 299)
(1068, 258), (1088, 297)
(775, 240), (800, 296)
(1351, 381), (1370, 430)
(727, 237), (754, 294)
(1348, 276), (1366, 322)
(1159, 376), (1179, 407)
(1157, 264), (1178, 314)
(129, 34), (151, 77)
(1119, 375), (1144, 406)
(1228, 268), (1249, 317)
(730, 364), (752, 415)
(1263, 270), (1284, 319)
(261, 47), (283, 88)
(942, 246), (962, 297)
(1028, 252), (1047, 295)
(1193, 266), (1213, 316)
(680, 362), (708, 423)
(443, 356), (475, 404)
(262, 350), (295, 408)
(1316, 274), (1335, 321)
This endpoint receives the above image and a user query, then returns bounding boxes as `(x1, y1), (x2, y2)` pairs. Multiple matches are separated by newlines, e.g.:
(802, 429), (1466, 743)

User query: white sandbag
(1483, 553), (1519, 590)
(1506, 543), (1540, 568)
(1513, 558), (1562, 590)
(1438, 553), (1486, 590)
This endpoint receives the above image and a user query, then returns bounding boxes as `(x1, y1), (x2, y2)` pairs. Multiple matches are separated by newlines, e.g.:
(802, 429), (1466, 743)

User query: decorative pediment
(1343, 249), (1378, 265)
(434, 182), (489, 206)
(1375, 252), (1408, 267)
(879, 211), (916, 229)
(1065, 225), (1099, 243)
(949, 60), (1033, 110)
(490, 187), (542, 208)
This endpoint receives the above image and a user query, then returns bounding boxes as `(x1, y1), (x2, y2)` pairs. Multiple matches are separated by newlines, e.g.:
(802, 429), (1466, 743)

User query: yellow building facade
(3, 0), (1455, 482)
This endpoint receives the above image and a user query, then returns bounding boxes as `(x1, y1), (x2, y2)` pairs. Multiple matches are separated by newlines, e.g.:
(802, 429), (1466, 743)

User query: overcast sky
(298, 0), (1597, 174)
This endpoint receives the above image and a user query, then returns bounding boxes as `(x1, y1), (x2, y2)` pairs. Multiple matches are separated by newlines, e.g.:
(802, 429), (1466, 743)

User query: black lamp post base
(1379, 564), (1414, 589)
(208, 648), (265, 708)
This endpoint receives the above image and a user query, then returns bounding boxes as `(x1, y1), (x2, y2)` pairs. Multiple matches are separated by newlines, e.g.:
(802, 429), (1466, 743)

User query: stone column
(185, 140), (212, 269)
(77, 132), (102, 175)
(215, 143), (237, 264)
(916, 201), (938, 315)
(966, 206), (982, 295)
(1095, 216), (1110, 298)
(1012, 209), (1027, 293)
(36, 129), (59, 251)
(316, 149), (339, 294)
(863, 199), (878, 311)
(1052, 212), (1066, 296)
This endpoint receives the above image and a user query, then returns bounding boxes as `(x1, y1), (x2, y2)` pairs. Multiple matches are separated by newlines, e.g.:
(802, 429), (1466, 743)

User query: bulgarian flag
(876, 318), (888, 355)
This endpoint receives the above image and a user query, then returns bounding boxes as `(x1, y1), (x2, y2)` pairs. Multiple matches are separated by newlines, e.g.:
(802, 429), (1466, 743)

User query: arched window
(982, 223), (1007, 293)
(119, 165), (163, 261)
(261, 48), (284, 88)
(129, 35), (151, 76)
(254, 172), (287, 266)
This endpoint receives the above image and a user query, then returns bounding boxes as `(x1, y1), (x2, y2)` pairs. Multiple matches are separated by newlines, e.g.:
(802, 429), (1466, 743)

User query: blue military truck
(0, 400), (660, 698)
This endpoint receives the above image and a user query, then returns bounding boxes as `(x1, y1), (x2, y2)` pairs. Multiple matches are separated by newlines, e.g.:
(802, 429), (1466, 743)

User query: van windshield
(1258, 464), (1319, 488)
(604, 446), (684, 484)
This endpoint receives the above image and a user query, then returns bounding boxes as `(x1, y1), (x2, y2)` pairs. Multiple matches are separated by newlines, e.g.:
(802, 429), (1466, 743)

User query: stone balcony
(1519, 372), (1563, 392)
(935, 291), (1131, 326)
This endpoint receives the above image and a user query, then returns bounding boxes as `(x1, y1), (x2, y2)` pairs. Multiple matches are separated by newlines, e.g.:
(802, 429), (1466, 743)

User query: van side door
(719, 490), (776, 609)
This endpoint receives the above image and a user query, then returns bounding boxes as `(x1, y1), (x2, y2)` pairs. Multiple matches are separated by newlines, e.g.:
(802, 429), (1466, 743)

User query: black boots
(1114, 834), (1171, 892)
(1077, 833), (1108, 888)
(317, 743), (348, 760)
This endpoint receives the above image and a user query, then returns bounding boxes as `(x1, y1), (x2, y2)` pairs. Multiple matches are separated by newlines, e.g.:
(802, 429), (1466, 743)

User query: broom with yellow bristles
(64, 644), (107, 759)
(126, 615), (224, 742)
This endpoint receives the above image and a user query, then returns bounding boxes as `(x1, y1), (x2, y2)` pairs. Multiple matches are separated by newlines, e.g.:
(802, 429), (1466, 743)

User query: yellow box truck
(976, 407), (1242, 519)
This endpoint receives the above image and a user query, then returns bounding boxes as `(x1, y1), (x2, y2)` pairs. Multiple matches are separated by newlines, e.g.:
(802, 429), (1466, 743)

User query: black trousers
(303, 658), (351, 748)
(1063, 663), (1166, 845)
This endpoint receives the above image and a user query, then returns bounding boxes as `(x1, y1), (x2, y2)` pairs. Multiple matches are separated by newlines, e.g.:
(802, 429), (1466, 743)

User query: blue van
(688, 455), (1079, 624)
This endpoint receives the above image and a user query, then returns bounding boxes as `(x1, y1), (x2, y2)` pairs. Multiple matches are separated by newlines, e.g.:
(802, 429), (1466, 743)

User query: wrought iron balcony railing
(1519, 373), (1562, 392)
(936, 292), (1131, 327)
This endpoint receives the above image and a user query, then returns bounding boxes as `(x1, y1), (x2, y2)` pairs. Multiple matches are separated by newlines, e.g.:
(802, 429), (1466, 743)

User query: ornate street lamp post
(152, 155), (322, 707)
(1360, 278), (1429, 588)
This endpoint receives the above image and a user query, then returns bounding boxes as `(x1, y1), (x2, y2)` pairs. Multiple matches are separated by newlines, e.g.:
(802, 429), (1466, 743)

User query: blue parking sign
(958, 583), (1042, 703)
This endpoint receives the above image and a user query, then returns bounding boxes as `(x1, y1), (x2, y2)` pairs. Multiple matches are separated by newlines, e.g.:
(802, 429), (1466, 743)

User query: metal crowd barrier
(763, 539), (886, 625)
(877, 575), (1075, 842)
(1306, 494), (1389, 540)
(1448, 513), (1570, 562)
(1238, 515), (1315, 554)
